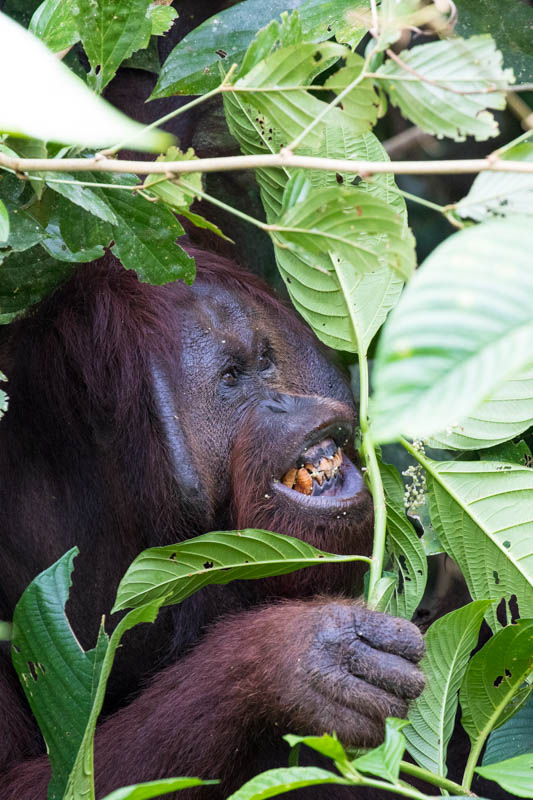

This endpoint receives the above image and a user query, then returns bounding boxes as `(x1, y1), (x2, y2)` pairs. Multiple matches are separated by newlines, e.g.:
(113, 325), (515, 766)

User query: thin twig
(3, 151), (533, 176)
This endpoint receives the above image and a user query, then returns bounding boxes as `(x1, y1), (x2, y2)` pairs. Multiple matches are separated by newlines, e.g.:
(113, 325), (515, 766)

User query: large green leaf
(476, 754), (533, 798)
(45, 173), (119, 224)
(0, 245), (78, 315)
(377, 36), (513, 141)
(113, 528), (367, 612)
(404, 601), (490, 777)
(455, 0), (533, 83)
(78, 0), (152, 92)
(353, 719), (408, 783)
(461, 621), (533, 762)
(101, 176), (196, 285)
(429, 364), (533, 451)
(225, 767), (349, 800)
(483, 694), (533, 766)
(0, 10), (171, 150)
(380, 460), (427, 620)
(29, 0), (80, 53)
(63, 603), (160, 800)
(11, 548), (108, 800)
(457, 142), (533, 222)
(371, 218), (533, 444)
(426, 460), (533, 630)
(100, 778), (217, 800)
(272, 183), (415, 280)
(152, 0), (368, 97)
(230, 42), (378, 148)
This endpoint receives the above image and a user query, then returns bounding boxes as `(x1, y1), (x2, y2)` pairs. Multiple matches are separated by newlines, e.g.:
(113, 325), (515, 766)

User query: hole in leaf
(493, 570), (500, 585)
(493, 675), (503, 687)
(203, 561), (214, 569)
(497, 597), (508, 626)
(336, 173), (344, 184)
(169, 552), (177, 561)
(505, 668), (512, 678)
(503, 540), (511, 549)
(28, 662), (39, 681)
(313, 51), (323, 62)
(12, 644), (20, 653)
(509, 594), (520, 624)
(216, 49), (227, 58)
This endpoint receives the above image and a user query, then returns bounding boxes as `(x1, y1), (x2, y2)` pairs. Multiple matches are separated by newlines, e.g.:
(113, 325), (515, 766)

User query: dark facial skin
(0, 252), (424, 800)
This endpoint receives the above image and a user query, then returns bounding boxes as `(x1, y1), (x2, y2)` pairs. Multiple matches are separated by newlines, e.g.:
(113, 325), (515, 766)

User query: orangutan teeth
(280, 448), (343, 495)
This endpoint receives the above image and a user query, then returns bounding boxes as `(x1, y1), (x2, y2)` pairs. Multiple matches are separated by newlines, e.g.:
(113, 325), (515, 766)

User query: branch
(2, 150), (533, 178)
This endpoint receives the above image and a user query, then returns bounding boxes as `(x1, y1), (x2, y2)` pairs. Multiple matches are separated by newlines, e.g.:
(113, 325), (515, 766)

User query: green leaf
(429, 365), (533, 451)
(371, 218), (533, 444)
(455, 0), (533, 84)
(78, 0), (152, 92)
(457, 143), (533, 222)
(57, 193), (113, 254)
(225, 767), (350, 800)
(461, 621), (533, 770)
(482, 439), (532, 466)
(284, 733), (347, 763)
(144, 147), (202, 210)
(483, 694), (533, 766)
(404, 601), (491, 776)
(149, 4), (177, 37)
(41, 223), (105, 263)
(29, 0), (80, 53)
(64, 602), (160, 800)
(100, 778), (217, 800)
(152, 0), (369, 97)
(380, 460), (427, 620)
(113, 529), (366, 612)
(0, 620), (12, 640)
(377, 36), (513, 141)
(45, 174), (119, 224)
(425, 459), (533, 630)
(0, 10), (172, 150)
(272, 182), (415, 283)
(11, 548), (109, 800)
(178, 209), (233, 243)
(353, 719), (408, 782)
(232, 42), (377, 148)
(476, 754), (533, 798)
(0, 199), (9, 243)
(101, 175), (196, 285)
(0, 245), (77, 315)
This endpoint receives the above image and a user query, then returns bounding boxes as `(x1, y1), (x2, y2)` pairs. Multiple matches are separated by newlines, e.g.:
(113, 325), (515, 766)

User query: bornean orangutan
(0, 248), (424, 798)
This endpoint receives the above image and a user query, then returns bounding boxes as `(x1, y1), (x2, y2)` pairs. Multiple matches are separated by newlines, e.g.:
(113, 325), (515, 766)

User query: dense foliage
(1, 1), (533, 799)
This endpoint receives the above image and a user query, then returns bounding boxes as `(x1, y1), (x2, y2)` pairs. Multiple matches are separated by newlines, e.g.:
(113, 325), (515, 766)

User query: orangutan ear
(149, 358), (210, 522)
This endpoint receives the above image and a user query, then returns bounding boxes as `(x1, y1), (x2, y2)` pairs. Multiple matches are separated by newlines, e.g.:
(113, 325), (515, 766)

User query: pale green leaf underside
(377, 35), (513, 141)
(405, 601), (490, 776)
(380, 461), (427, 620)
(460, 620), (533, 750)
(430, 364), (533, 450)
(371, 217), (533, 443)
(427, 460), (533, 629)
(476, 753), (533, 798)
(100, 778), (216, 800)
(113, 529), (363, 612)
(457, 143), (533, 222)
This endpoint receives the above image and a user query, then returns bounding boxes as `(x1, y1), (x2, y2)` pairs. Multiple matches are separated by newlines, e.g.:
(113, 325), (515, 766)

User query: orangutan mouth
(280, 438), (345, 497)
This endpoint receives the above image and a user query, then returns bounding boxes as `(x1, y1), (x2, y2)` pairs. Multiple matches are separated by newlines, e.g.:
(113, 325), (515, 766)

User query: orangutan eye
(258, 354), (272, 371)
(221, 367), (239, 387)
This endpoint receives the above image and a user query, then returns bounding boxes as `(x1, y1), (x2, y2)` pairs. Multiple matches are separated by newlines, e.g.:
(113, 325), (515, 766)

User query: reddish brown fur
(0, 250), (424, 799)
